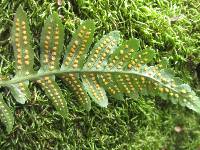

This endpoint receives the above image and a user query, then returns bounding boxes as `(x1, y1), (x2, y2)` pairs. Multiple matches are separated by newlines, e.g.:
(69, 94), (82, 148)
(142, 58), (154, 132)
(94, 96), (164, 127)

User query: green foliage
(0, 5), (199, 137)
(0, 94), (14, 133)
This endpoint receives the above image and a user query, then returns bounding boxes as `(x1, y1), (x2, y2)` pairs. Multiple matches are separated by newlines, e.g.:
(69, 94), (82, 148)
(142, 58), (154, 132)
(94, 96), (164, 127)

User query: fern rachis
(0, 6), (199, 133)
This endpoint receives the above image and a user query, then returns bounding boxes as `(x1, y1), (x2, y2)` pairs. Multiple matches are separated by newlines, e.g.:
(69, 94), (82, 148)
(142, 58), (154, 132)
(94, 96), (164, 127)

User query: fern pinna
(0, 6), (199, 133)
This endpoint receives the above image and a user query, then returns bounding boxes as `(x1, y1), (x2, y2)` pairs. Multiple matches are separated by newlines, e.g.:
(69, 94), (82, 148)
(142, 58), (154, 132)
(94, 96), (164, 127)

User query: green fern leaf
(78, 31), (120, 106)
(36, 76), (68, 117)
(60, 20), (95, 110)
(11, 6), (34, 74)
(61, 74), (91, 110)
(61, 20), (95, 69)
(0, 94), (14, 133)
(82, 73), (108, 107)
(131, 48), (156, 64)
(9, 81), (31, 104)
(107, 39), (140, 69)
(40, 12), (64, 71)
(84, 31), (120, 69)
(38, 12), (67, 116)
(10, 6), (34, 104)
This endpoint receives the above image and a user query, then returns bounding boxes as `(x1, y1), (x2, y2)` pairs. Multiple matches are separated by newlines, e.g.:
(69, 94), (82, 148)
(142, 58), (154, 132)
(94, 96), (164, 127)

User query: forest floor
(0, 0), (200, 149)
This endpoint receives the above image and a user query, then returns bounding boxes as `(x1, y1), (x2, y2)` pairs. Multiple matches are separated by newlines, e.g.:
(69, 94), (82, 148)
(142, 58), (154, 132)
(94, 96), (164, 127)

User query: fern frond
(0, 6), (199, 133)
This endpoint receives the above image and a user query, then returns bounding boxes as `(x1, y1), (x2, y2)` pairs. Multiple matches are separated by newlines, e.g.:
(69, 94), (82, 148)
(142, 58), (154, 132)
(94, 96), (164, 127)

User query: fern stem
(0, 69), (177, 93)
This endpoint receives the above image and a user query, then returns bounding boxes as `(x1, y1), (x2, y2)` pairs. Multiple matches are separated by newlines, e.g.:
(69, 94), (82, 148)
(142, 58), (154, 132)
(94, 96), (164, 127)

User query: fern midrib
(0, 69), (178, 93)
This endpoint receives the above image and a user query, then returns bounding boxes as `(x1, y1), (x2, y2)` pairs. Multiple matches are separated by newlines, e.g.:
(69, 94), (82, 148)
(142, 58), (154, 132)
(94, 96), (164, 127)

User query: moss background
(0, 0), (200, 149)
